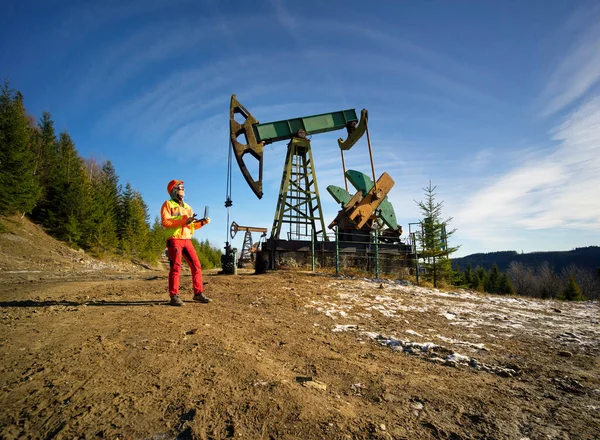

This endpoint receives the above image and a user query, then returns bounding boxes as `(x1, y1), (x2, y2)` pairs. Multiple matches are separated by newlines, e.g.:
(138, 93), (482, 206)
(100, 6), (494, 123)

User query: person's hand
(203, 217), (211, 225)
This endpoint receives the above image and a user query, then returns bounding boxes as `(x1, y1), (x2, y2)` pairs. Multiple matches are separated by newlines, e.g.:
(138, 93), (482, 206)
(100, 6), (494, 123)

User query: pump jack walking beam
(229, 94), (366, 200)
(230, 222), (268, 267)
(229, 94), (369, 242)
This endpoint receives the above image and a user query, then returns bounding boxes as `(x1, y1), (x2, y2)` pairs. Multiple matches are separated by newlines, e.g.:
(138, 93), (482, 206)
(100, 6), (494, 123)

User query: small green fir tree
(414, 181), (460, 287)
(562, 275), (585, 301)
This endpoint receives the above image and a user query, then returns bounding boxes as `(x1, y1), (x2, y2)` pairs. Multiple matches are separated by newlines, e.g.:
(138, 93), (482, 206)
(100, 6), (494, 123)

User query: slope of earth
(0, 216), (148, 282)
(0, 216), (599, 439)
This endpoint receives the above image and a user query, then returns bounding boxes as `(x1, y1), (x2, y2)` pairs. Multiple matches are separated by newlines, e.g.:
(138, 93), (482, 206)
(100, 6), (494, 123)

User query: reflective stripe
(164, 199), (195, 239)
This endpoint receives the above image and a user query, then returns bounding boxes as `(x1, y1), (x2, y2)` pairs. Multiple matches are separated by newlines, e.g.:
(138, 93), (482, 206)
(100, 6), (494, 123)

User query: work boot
(193, 293), (211, 303)
(169, 295), (184, 306)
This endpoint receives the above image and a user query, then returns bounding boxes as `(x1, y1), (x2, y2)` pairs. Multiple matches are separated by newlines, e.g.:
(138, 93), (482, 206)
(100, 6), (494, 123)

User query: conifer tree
(31, 111), (61, 226)
(498, 273), (515, 295)
(118, 183), (135, 253)
(450, 263), (466, 287)
(200, 238), (222, 267)
(191, 238), (222, 269)
(486, 264), (501, 293)
(48, 132), (87, 243)
(464, 264), (474, 288)
(414, 181), (459, 287)
(78, 159), (103, 250)
(474, 266), (487, 291)
(128, 189), (150, 256)
(86, 161), (120, 254)
(0, 85), (164, 264)
(561, 275), (585, 301)
(0, 81), (41, 215)
(142, 216), (167, 263)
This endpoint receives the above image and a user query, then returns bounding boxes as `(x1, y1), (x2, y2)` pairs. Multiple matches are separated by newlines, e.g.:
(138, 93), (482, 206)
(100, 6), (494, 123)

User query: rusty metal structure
(229, 221), (267, 268)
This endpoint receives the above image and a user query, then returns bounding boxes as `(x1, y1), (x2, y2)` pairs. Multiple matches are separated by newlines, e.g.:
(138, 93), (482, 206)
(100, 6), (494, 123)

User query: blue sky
(2, 0), (599, 257)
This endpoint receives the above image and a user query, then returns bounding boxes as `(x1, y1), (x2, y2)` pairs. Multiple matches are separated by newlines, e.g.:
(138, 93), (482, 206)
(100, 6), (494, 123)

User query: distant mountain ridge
(451, 246), (600, 273)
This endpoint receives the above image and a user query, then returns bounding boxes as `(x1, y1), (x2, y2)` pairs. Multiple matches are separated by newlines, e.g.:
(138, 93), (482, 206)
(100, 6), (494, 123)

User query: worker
(161, 179), (211, 306)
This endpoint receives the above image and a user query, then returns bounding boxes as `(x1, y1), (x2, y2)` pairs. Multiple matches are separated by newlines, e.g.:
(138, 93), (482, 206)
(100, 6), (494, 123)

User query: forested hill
(451, 246), (600, 272)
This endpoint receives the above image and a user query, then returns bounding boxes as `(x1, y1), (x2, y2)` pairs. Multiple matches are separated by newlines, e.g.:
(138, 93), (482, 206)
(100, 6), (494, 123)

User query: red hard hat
(167, 180), (184, 194)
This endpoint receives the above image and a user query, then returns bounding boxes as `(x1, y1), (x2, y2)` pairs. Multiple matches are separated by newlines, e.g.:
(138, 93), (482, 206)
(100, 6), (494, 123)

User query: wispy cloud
(73, 20), (225, 101)
(265, 3), (499, 111)
(96, 56), (323, 151)
(444, 5), (600, 254)
(467, 148), (495, 172)
(58, 0), (191, 37)
(164, 112), (228, 164)
(456, 95), (600, 247)
(539, 5), (600, 118)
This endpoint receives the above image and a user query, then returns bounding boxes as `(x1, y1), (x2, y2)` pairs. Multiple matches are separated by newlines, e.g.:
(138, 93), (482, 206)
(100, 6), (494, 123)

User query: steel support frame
(238, 230), (254, 267)
(271, 137), (328, 242)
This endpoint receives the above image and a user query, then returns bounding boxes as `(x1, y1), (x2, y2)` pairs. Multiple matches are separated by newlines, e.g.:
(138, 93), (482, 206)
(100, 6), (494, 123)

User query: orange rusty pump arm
(230, 221), (268, 240)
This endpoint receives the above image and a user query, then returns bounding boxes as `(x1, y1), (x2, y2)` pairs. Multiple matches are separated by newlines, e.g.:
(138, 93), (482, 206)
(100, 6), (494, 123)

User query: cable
(224, 139), (233, 244)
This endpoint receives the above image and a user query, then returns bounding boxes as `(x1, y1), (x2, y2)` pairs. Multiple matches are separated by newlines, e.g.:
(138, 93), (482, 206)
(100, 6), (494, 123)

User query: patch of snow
(3, 270), (42, 273)
(367, 304), (396, 317)
(332, 324), (359, 332)
(313, 278), (599, 372)
(421, 342), (437, 351)
(447, 353), (471, 363)
(435, 335), (486, 351)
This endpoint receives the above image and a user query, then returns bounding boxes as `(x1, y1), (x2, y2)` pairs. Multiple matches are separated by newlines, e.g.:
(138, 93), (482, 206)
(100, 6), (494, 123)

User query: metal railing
(266, 227), (416, 279)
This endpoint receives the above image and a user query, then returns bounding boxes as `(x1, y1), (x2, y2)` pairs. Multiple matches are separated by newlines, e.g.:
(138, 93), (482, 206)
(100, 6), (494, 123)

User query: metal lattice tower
(238, 230), (254, 266)
(271, 137), (328, 242)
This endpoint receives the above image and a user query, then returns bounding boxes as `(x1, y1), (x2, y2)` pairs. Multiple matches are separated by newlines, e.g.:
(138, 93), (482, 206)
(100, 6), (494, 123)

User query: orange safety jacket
(161, 199), (204, 240)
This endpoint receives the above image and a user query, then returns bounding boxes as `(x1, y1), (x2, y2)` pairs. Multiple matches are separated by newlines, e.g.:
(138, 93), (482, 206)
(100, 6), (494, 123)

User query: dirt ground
(0, 216), (599, 440)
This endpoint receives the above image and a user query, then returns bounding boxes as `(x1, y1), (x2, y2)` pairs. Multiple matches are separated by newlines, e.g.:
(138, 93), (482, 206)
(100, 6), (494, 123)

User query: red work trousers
(166, 239), (204, 296)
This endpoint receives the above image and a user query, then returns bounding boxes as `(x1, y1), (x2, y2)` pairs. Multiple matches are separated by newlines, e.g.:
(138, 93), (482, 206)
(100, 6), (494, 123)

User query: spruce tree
(0, 81), (41, 215)
(85, 161), (120, 254)
(562, 275), (585, 301)
(78, 158), (103, 250)
(49, 132), (87, 243)
(450, 264), (466, 287)
(116, 184), (151, 257)
(129, 189), (150, 256)
(474, 266), (487, 291)
(414, 181), (459, 287)
(118, 183), (135, 253)
(142, 216), (167, 263)
(192, 238), (223, 269)
(498, 273), (515, 295)
(31, 111), (61, 226)
(464, 264), (474, 288)
(486, 264), (501, 293)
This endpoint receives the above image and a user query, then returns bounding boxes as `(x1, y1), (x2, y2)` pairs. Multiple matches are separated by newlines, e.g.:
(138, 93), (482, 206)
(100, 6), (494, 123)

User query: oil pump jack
(224, 94), (409, 271)
(229, 221), (267, 268)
